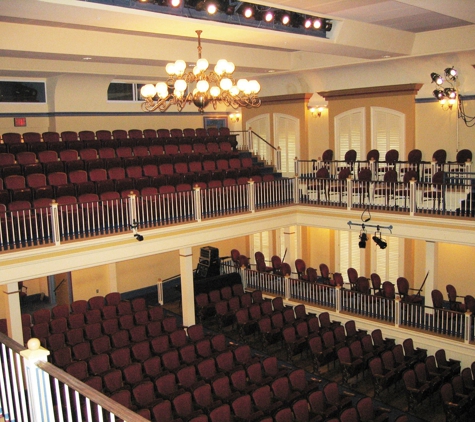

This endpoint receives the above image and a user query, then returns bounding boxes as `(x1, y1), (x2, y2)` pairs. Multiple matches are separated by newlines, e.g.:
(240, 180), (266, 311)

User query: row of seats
(0, 169), (272, 209)
(0, 128), (238, 154)
(0, 146), (246, 178)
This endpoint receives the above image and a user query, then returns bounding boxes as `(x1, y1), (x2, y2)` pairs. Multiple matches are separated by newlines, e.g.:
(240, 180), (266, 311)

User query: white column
(424, 241), (437, 300)
(3, 282), (23, 344)
(179, 247), (195, 327)
(283, 226), (295, 272)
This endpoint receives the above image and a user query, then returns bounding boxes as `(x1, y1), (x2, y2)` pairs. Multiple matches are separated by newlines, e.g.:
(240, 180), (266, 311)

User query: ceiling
(0, 0), (474, 79)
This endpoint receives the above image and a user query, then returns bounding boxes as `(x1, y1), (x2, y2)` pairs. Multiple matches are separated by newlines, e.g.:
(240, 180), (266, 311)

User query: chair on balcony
(400, 149), (422, 176)
(271, 255), (282, 275)
(347, 267), (358, 291)
(329, 167), (351, 203)
(373, 169), (398, 206)
(394, 169), (418, 209)
(446, 284), (465, 312)
(422, 170), (445, 211)
(397, 277), (423, 304)
(295, 259), (308, 281)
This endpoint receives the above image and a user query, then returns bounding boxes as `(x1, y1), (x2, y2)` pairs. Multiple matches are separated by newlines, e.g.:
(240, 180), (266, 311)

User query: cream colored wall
(71, 265), (111, 301)
(301, 227), (332, 271)
(68, 236), (249, 299)
(437, 243), (475, 297)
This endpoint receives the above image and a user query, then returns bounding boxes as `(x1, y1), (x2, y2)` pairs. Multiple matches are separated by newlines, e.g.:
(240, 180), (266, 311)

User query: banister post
(275, 147), (282, 172)
(294, 175), (300, 204)
(240, 265), (247, 290)
(248, 179), (255, 213)
(395, 297), (401, 327)
(464, 310), (472, 344)
(193, 185), (202, 222)
(335, 285), (341, 313)
(128, 191), (138, 232)
(50, 200), (60, 246)
(20, 339), (54, 422)
(346, 177), (353, 210)
(294, 157), (299, 177)
(409, 178), (416, 216)
(247, 127), (253, 152)
(157, 278), (164, 305)
(284, 275), (290, 300)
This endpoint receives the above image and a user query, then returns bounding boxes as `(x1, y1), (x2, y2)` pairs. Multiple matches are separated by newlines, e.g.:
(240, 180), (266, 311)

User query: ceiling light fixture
(242, 5), (254, 18)
(140, 30), (262, 113)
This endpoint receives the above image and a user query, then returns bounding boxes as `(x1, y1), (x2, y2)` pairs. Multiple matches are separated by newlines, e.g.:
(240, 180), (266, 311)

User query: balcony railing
(230, 261), (471, 342)
(1, 171), (474, 253)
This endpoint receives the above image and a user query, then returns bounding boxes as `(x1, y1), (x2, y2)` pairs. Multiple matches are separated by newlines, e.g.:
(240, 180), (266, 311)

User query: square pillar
(180, 247), (196, 327)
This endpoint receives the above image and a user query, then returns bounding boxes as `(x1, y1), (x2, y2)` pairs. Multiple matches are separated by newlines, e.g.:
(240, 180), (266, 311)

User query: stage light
(431, 72), (444, 85)
(206, 1), (217, 14)
(242, 5), (254, 18)
(444, 67), (457, 81)
(304, 17), (312, 29)
(169, 0), (181, 6)
(313, 18), (322, 29)
(372, 232), (387, 249)
(444, 87), (457, 99)
(358, 232), (368, 249)
(281, 12), (290, 25)
(264, 10), (274, 22)
(433, 88), (445, 100)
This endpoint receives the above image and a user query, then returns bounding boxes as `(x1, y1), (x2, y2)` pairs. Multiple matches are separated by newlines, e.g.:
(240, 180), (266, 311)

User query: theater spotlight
(304, 17), (312, 29)
(264, 9), (274, 22)
(313, 18), (322, 29)
(444, 87), (457, 99)
(444, 67), (458, 81)
(169, 0), (181, 6)
(324, 20), (333, 31)
(280, 12), (291, 25)
(372, 232), (387, 249)
(358, 231), (368, 249)
(433, 88), (445, 100)
(431, 72), (444, 85)
(242, 5), (254, 18)
(206, 0), (218, 14)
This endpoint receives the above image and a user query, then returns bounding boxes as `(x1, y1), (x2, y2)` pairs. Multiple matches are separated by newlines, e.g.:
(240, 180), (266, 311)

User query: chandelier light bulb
(229, 85), (240, 96)
(196, 58), (209, 71)
(174, 60), (187, 75)
(140, 30), (261, 113)
(220, 78), (233, 91)
(196, 80), (209, 92)
(248, 80), (261, 93)
(174, 79), (187, 92)
(165, 63), (176, 75)
(225, 62), (235, 74)
(155, 82), (169, 97)
(141, 84), (156, 98)
(237, 79), (249, 91)
(210, 86), (221, 97)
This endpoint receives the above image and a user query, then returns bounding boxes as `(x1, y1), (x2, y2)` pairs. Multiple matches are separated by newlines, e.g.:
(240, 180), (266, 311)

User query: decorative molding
(318, 84), (423, 100)
(261, 93), (313, 105)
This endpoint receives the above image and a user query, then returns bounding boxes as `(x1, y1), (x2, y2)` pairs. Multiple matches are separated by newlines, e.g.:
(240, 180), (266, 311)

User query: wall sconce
(229, 112), (241, 123)
(309, 105), (327, 118)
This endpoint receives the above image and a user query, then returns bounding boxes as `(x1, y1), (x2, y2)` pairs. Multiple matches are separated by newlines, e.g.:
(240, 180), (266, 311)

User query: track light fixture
(348, 221), (392, 250)
(358, 230), (368, 249)
(135, 1), (333, 37)
(372, 231), (387, 249)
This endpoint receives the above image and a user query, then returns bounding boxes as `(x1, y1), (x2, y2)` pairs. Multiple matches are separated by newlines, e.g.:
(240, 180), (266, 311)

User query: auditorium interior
(1, 1), (475, 421)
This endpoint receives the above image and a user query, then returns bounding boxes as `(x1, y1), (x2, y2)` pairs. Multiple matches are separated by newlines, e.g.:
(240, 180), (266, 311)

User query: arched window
(246, 114), (271, 162)
(335, 108), (365, 161)
(274, 114), (299, 176)
(371, 107), (405, 159)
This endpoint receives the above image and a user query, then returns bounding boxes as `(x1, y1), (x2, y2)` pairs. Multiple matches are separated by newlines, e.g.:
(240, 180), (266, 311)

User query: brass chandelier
(140, 30), (262, 113)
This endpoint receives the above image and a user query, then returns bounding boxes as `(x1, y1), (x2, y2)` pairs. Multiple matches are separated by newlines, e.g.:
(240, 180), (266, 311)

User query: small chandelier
(140, 30), (262, 113)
